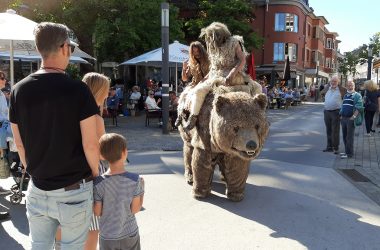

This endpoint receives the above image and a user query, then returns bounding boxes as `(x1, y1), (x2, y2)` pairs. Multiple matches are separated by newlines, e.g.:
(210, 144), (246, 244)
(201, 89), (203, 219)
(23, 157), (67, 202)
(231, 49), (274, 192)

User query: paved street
(1, 102), (380, 249)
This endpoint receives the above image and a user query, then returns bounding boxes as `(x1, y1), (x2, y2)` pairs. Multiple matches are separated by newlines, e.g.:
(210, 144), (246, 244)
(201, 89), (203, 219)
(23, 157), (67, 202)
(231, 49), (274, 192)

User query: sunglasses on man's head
(60, 42), (75, 53)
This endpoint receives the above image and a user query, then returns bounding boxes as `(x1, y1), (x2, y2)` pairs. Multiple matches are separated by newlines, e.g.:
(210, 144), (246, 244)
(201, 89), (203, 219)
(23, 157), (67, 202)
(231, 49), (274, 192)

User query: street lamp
(367, 44), (373, 80)
(315, 60), (319, 102)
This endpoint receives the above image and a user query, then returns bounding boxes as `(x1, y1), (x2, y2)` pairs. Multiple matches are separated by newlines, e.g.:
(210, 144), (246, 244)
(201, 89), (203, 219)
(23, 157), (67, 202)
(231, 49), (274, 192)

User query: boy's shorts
(99, 233), (140, 250)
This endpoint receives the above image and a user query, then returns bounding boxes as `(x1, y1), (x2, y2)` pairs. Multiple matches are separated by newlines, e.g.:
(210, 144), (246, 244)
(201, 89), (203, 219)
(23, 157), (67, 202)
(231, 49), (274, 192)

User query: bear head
(210, 92), (269, 161)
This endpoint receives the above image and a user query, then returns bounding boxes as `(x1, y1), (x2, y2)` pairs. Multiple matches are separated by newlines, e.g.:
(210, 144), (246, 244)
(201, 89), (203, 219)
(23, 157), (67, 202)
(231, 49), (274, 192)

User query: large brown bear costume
(179, 89), (269, 201)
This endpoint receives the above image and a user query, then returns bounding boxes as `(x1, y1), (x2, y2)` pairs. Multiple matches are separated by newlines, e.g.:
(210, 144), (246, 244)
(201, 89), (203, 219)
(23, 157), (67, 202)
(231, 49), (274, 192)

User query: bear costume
(179, 89), (269, 201)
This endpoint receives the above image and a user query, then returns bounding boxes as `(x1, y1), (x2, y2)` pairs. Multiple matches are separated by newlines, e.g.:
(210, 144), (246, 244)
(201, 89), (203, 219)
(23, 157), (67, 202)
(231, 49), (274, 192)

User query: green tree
(184, 0), (263, 51)
(356, 32), (380, 65)
(5, 0), (185, 63)
(338, 51), (359, 81)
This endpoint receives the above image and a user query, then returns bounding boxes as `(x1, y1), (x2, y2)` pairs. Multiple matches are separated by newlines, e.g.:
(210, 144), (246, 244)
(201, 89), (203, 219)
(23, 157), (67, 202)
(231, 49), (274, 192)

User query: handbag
(0, 156), (10, 179)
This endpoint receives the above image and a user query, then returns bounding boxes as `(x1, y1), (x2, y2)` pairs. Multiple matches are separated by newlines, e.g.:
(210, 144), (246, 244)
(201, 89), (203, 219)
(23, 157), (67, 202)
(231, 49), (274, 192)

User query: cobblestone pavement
(333, 114), (380, 205)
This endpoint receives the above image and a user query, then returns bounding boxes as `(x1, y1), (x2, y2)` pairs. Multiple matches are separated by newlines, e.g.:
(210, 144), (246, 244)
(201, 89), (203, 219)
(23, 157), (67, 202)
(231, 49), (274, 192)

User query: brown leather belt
(64, 176), (93, 191)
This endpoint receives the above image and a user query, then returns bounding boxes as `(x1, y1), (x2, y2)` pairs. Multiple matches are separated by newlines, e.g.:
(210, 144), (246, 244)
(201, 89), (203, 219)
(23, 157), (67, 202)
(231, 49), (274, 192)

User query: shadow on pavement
(199, 182), (380, 250)
(0, 195), (29, 250)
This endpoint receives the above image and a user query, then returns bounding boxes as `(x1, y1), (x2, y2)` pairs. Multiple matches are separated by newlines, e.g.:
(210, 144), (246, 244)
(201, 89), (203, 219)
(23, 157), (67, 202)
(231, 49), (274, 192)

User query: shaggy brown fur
(179, 89), (269, 201)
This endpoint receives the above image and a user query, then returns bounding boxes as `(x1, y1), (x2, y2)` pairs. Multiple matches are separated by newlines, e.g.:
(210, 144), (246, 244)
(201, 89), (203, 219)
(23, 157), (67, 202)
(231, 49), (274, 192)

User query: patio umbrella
(0, 9), (95, 84)
(120, 41), (189, 67)
(283, 56), (291, 85)
(120, 41), (189, 92)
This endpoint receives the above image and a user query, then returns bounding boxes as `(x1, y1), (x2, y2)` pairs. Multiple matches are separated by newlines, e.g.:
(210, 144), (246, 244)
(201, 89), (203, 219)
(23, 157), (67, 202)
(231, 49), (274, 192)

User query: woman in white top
(129, 85), (141, 101)
(145, 90), (161, 110)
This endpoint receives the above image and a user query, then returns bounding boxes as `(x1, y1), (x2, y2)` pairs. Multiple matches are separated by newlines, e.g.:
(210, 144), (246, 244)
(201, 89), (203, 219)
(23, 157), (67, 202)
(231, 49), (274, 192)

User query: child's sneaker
(340, 154), (348, 159)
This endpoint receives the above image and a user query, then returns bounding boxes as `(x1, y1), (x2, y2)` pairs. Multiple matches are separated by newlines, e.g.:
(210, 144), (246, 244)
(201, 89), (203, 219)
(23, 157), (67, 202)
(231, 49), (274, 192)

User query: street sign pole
(161, 2), (169, 134)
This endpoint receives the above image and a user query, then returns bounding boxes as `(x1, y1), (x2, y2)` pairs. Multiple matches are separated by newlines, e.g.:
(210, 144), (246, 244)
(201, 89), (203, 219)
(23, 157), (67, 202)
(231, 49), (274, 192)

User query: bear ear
(215, 95), (230, 113)
(254, 94), (267, 110)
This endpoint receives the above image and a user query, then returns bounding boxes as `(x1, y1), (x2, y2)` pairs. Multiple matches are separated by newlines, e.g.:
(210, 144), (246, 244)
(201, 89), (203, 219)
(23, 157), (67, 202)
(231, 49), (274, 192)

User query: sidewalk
(333, 118), (380, 205)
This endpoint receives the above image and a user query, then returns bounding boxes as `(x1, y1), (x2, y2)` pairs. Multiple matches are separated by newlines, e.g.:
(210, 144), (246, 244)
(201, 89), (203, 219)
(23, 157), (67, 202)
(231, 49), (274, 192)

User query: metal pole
(367, 55), (373, 80)
(315, 63), (319, 102)
(161, 2), (170, 134)
(10, 40), (14, 86)
(175, 62), (178, 95)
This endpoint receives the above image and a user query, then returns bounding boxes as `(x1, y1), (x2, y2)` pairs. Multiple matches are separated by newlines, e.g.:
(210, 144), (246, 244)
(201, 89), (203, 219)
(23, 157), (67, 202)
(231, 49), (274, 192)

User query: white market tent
(120, 41), (189, 90)
(0, 9), (95, 84)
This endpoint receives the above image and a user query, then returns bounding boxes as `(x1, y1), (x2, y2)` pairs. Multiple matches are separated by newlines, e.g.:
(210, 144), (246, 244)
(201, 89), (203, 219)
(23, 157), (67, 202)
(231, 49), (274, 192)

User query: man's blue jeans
(26, 179), (93, 250)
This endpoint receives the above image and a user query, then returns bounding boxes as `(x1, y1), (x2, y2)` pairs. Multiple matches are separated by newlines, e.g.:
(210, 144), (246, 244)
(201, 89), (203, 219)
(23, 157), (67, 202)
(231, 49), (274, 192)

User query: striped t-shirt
(94, 171), (144, 240)
(341, 92), (356, 117)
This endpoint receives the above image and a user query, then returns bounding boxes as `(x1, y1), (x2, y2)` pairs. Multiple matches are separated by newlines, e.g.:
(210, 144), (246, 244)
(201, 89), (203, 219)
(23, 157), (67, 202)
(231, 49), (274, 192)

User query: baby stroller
(8, 139), (29, 204)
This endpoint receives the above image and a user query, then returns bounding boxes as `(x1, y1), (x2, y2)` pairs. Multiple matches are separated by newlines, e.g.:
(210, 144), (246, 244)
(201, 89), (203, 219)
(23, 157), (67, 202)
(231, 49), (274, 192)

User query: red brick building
(251, 0), (339, 88)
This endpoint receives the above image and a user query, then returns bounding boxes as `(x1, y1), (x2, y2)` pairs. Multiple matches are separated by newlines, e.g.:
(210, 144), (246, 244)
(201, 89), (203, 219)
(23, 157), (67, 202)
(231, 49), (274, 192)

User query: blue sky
(310, 0), (379, 53)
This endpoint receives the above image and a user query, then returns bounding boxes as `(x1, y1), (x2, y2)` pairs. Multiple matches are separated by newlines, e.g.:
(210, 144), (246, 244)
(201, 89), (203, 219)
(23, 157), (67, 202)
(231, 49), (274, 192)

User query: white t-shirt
(145, 96), (160, 110)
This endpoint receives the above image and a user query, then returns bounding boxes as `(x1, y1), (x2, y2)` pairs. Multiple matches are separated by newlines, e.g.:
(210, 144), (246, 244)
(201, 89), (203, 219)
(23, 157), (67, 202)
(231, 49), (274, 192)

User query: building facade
(251, 0), (339, 88)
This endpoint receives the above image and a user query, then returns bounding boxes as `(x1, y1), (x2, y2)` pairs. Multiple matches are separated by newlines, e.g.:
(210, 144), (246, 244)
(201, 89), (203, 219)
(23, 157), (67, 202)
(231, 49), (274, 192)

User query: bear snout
(246, 140), (258, 151)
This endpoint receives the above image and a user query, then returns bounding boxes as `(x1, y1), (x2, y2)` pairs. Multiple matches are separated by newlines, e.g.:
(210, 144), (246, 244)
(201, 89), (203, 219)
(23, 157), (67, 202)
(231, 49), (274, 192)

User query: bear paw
(192, 187), (211, 199)
(226, 192), (244, 202)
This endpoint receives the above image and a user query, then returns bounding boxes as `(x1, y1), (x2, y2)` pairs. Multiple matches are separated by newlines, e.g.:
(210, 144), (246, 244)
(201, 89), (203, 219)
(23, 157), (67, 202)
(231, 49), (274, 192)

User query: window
(326, 38), (332, 49)
(274, 43), (298, 62)
(312, 27), (317, 38)
(326, 58), (331, 68)
(274, 43), (285, 61)
(331, 59), (335, 69)
(275, 13), (298, 32)
(306, 49), (310, 62)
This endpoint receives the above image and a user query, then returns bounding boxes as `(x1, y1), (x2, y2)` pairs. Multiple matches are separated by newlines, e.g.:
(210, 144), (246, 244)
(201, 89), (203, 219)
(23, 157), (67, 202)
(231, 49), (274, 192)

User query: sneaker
(339, 152), (346, 156)
(333, 150), (339, 154)
(322, 148), (333, 152)
(0, 186), (11, 195)
(371, 130), (376, 133)
(366, 133), (371, 137)
(340, 154), (348, 159)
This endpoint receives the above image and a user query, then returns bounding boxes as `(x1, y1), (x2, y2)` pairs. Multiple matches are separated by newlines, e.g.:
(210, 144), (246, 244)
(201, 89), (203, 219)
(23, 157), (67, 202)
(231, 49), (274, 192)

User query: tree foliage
(338, 51), (359, 78)
(4, 0), (185, 63)
(184, 0), (263, 51)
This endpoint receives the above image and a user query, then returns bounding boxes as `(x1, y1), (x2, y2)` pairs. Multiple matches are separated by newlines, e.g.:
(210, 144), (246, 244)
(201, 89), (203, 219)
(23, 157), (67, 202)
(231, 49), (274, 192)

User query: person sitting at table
(107, 87), (119, 115)
(145, 90), (161, 111)
(129, 86), (141, 102)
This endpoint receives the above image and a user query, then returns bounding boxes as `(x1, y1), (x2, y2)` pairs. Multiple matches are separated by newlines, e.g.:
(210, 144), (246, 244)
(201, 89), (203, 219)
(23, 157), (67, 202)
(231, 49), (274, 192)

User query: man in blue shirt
(339, 80), (363, 159)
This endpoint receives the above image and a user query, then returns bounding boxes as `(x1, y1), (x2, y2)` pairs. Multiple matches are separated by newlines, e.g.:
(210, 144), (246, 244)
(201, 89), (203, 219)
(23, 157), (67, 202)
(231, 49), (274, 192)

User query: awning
(304, 68), (329, 78)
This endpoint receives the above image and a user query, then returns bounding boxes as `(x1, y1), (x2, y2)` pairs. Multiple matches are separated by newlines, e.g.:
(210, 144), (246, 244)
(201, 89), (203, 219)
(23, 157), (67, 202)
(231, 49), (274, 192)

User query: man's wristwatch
(352, 115), (357, 119)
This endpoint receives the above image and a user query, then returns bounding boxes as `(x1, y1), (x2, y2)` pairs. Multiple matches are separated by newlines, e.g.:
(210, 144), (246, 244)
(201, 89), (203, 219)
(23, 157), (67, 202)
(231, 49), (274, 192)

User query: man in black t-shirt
(9, 22), (99, 250)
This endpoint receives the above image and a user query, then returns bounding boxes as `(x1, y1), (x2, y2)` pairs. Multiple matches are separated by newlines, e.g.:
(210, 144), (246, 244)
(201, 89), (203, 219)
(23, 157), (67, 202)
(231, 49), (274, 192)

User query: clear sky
(310, 0), (379, 53)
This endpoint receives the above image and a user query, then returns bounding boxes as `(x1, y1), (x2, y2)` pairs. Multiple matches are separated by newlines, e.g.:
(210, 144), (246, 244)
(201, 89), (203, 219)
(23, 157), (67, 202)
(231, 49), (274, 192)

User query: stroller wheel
(11, 184), (19, 193)
(10, 194), (22, 204)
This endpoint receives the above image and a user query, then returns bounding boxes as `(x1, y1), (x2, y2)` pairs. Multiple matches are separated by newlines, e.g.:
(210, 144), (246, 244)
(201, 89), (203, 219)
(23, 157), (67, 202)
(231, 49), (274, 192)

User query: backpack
(364, 90), (378, 111)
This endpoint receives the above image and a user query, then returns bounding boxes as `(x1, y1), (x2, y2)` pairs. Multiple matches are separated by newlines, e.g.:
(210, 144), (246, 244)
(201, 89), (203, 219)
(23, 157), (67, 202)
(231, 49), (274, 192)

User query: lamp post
(161, 2), (169, 134)
(315, 60), (319, 102)
(367, 45), (373, 80)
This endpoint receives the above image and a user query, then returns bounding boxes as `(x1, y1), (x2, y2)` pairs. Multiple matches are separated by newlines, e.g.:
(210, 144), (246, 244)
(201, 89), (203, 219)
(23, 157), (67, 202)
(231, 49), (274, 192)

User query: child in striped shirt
(94, 133), (144, 250)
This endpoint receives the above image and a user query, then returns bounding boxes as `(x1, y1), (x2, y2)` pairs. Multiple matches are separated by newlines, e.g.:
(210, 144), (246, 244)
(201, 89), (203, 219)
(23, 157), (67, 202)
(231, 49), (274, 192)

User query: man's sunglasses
(60, 42), (75, 53)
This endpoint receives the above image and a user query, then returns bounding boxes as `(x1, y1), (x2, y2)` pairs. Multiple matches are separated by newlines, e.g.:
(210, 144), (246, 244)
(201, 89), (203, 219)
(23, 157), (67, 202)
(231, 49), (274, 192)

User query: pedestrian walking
(339, 80), (364, 159)
(94, 133), (144, 250)
(363, 80), (380, 136)
(9, 22), (100, 250)
(320, 75), (346, 154)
